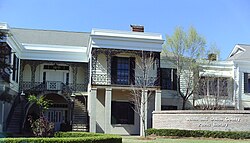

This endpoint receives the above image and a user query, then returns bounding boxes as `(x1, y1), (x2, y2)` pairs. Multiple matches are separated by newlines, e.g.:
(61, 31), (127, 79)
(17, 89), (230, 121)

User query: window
(66, 73), (69, 85)
(161, 68), (177, 90)
(111, 57), (135, 85)
(43, 72), (46, 84)
(199, 77), (229, 96)
(111, 101), (134, 124)
(244, 73), (250, 93)
(44, 65), (69, 70)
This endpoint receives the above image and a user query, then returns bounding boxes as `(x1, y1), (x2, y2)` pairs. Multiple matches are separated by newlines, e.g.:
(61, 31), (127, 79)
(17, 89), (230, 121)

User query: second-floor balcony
(92, 74), (159, 87)
(21, 81), (87, 94)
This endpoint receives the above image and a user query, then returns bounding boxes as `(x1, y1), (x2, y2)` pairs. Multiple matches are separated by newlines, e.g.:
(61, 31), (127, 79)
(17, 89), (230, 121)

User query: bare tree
(129, 51), (158, 137)
(195, 76), (233, 110)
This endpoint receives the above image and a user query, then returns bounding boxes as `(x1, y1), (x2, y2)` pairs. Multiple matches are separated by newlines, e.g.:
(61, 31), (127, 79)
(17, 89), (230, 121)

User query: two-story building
(0, 23), (164, 135)
(2, 22), (250, 135)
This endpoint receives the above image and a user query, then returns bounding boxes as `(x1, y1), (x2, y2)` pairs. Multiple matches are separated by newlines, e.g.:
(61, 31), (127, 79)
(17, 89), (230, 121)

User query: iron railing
(21, 81), (87, 93)
(91, 74), (159, 86)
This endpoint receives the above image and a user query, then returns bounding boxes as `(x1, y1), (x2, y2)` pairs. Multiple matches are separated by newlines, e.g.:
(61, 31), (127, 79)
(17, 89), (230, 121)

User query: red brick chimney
(130, 25), (144, 32)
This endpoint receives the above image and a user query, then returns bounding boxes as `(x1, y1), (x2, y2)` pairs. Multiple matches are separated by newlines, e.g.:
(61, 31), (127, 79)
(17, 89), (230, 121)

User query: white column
(89, 88), (97, 132)
(238, 72), (242, 110)
(105, 88), (112, 134)
(140, 90), (148, 136)
(155, 90), (161, 111)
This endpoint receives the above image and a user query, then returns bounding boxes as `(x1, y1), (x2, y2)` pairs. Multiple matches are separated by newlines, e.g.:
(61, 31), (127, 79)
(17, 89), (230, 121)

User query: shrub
(0, 132), (122, 143)
(54, 132), (101, 137)
(146, 128), (250, 139)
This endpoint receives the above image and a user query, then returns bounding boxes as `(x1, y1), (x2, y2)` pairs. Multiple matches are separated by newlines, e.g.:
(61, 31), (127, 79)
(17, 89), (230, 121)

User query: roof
(227, 44), (250, 61)
(11, 28), (90, 47)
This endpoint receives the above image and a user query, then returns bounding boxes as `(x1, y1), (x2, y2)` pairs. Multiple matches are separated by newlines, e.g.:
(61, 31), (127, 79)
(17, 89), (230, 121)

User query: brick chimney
(130, 25), (144, 32)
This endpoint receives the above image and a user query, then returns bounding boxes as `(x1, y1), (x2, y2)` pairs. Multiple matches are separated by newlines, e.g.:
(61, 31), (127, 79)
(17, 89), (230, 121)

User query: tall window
(43, 72), (46, 84)
(244, 73), (250, 93)
(199, 77), (229, 96)
(161, 68), (177, 90)
(111, 57), (135, 85)
(111, 101), (134, 124)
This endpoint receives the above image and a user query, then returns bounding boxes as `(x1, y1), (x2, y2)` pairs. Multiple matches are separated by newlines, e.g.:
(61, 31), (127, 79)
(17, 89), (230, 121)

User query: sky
(1, 0), (250, 60)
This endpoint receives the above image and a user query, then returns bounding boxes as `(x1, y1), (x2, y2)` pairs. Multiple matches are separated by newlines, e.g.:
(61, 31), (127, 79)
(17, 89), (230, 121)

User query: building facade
(0, 23), (250, 135)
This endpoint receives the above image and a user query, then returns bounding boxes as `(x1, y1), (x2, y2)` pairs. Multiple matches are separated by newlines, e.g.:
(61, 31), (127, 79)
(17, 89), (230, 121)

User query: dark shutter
(244, 73), (248, 93)
(16, 57), (19, 82)
(12, 54), (16, 81)
(130, 57), (135, 85)
(173, 69), (177, 90)
(111, 56), (117, 84)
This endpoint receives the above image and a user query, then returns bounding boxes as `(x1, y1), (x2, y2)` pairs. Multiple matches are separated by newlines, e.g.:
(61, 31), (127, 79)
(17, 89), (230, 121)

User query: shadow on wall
(96, 122), (104, 133)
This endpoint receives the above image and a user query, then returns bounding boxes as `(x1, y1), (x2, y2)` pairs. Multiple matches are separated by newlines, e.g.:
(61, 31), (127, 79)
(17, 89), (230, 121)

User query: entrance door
(46, 110), (64, 131)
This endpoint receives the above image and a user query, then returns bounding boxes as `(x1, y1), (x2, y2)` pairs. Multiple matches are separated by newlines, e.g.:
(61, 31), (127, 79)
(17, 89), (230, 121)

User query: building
(0, 23), (163, 135)
(1, 22), (250, 135)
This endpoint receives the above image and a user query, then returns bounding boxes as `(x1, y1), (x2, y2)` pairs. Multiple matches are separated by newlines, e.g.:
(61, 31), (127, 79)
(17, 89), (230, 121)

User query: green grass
(122, 136), (250, 143)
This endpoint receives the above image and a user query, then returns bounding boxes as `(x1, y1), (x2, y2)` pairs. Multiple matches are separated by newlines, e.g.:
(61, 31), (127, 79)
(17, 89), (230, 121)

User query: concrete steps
(6, 103), (23, 133)
(72, 99), (88, 132)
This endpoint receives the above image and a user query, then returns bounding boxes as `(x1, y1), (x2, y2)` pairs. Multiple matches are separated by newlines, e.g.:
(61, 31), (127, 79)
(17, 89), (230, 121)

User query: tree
(28, 95), (54, 137)
(129, 51), (157, 137)
(163, 27), (207, 109)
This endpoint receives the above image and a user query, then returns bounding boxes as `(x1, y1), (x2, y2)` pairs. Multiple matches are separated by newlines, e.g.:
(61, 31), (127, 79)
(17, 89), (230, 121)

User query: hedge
(146, 128), (250, 139)
(0, 132), (122, 143)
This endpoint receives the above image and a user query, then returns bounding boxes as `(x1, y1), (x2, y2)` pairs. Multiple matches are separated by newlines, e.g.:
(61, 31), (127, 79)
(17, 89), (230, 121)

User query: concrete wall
(153, 110), (250, 131)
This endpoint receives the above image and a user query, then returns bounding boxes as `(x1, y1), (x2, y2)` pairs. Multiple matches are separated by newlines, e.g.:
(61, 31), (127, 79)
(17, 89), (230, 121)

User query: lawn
(122, 136), (250, 143)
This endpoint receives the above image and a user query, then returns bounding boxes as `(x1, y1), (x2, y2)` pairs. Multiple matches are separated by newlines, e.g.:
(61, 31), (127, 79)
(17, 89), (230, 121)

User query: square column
(105, 88), (112, 133)
(89, 88), (97, 132)
(155, 90), (161, 111)
(140, 90), (148, 136)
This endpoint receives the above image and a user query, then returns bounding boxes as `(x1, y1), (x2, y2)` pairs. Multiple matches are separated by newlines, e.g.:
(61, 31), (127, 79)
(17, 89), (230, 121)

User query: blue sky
(1, 0), (250, 60)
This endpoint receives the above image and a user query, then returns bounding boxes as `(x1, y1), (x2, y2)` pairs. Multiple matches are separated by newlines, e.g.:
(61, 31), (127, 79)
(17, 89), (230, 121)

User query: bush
(146, 128), (250, 139)
(54, 132), (101, 137)
(0, 132), (122, 143)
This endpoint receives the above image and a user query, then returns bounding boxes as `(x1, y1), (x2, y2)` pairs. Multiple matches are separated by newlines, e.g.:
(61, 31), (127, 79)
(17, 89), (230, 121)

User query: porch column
(89, 88), (97, 132)
(155, 90), (161, 111)
(104, 88), (112, 133)
(140, 90), (148, 136)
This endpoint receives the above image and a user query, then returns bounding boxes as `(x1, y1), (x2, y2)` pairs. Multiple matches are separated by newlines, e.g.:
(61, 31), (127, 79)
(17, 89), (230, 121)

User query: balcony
(21, 81), (87, 94)
(91, 74), (159, 87)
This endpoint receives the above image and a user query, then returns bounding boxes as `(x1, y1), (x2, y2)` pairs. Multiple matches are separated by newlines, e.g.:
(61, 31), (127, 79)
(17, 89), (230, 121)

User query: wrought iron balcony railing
(21, 81), (87, 93)
(91, 74), (159, 87)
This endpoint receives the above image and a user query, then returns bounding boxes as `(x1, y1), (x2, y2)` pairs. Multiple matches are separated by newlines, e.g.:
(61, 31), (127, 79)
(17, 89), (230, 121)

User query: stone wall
(153, 110), (250, 131)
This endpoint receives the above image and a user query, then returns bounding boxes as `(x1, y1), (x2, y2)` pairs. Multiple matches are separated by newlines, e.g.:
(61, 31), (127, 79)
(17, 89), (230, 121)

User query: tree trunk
(182, 99), (186, 110)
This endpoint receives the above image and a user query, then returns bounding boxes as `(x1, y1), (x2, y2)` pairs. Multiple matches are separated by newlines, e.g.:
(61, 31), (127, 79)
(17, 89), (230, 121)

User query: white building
(1, 22), (250, 135)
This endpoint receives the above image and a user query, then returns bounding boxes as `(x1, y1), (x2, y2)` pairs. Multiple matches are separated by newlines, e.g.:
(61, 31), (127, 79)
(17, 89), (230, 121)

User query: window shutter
(111, 56), (117, 84)
(130, 57), (135, 85)
(244, 73), (248, 93)
(173, 69), (177, 90)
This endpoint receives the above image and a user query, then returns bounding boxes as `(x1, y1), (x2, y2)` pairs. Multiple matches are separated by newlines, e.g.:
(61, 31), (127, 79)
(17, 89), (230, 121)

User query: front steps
(6, 103), (23, 133)
(72, 98), (88, 131)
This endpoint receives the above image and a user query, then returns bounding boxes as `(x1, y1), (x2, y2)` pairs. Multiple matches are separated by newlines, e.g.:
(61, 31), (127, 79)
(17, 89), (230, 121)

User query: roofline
(11, 27), (90, 34)
(227, 44), (246, 59)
